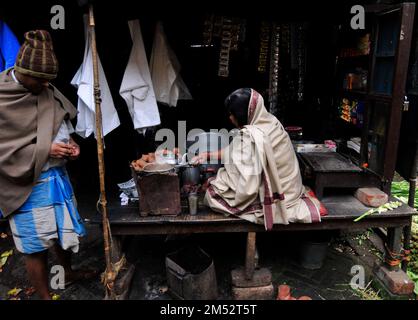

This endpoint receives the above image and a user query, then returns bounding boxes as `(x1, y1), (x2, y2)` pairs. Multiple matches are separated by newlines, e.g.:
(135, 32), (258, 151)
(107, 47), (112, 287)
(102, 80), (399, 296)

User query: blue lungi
(6, 167), (86, 254)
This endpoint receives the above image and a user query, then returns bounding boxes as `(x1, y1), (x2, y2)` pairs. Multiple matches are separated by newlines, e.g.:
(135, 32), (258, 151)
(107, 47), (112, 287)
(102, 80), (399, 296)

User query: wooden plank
(86, 195), (417, 242)
(109, 216), (411, 236)
(85, 195), (416, 228)
(321, 195), (416, 218)
(383, 3), (415, 181)
(364, 4), (395, 13)
(96, 208), (414, 224)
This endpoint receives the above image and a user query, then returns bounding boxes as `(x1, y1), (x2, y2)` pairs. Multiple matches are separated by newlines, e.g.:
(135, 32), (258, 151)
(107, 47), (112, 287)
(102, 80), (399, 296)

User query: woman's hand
(191, 150), (223, 165)
(49, 143), (73, 159)
(191, 152), (210, 165)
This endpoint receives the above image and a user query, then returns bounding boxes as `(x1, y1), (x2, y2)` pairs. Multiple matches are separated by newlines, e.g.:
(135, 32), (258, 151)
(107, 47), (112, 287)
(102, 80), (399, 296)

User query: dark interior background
(1, 0), (416, 197)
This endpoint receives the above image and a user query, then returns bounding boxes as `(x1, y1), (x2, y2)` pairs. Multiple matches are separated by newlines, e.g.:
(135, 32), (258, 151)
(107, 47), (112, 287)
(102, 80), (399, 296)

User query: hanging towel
(71, 16), (120, 139)
(120, 20), (161, 133)
(150, 22), (192, 107)
(0, 21), (20, 72)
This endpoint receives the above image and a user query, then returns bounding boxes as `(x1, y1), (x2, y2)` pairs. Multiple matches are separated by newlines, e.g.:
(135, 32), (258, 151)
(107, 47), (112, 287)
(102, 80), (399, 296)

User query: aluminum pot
(180, 165), (201, 186)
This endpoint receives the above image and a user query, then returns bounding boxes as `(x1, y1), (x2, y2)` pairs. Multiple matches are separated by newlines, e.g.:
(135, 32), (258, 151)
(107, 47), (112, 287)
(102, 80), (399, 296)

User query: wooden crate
(132, 169), (181, 217)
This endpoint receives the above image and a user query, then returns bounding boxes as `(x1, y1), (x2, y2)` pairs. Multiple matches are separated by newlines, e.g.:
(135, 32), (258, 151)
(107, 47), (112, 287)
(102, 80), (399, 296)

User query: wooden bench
(94, 195), (413, 235)
(88, 194), (416, 298)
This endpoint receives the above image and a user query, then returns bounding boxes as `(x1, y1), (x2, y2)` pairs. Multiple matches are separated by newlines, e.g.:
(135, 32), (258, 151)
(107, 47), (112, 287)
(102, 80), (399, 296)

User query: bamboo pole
(88, 4), (116, 299)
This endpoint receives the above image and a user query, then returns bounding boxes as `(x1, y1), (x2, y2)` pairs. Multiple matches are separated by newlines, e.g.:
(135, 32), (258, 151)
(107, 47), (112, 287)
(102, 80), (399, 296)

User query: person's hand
(50, 143), (73, 159)
(191, 152), (210, 165)
(68, 139), (80, 160)
(191, 150), (222, 165)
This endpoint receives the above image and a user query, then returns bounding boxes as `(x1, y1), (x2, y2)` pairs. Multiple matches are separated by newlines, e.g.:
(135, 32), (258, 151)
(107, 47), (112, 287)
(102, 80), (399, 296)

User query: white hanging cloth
(120, 20), (161, 133)
(150, 21), (192, 107)
(71, 15), (120, 139)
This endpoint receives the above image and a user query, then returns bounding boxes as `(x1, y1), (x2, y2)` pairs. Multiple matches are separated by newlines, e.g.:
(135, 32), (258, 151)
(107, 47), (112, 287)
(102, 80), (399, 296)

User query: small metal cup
(188, 193), (198, 215)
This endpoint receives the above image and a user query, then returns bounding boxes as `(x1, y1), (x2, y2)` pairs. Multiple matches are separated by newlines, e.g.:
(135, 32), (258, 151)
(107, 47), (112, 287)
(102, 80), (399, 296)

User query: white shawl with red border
(205, 90), (322, 229)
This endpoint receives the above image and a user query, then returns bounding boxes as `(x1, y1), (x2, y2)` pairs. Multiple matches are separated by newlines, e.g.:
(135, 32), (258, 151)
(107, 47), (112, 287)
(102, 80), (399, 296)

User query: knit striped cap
(14, 30), (58, 80)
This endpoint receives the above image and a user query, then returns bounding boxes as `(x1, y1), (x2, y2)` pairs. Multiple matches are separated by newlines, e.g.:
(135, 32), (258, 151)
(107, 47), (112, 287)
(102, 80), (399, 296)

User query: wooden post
(110, 235), (124, 264)
(386, 227), (403, 271)
(245, 232), (256, 280)
(402, 218), (412, 272)
(88, 4), (115, 299)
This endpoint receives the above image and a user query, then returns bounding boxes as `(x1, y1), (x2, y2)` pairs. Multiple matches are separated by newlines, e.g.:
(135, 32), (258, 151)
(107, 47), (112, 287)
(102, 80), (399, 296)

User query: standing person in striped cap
(0, 30), (98, 300)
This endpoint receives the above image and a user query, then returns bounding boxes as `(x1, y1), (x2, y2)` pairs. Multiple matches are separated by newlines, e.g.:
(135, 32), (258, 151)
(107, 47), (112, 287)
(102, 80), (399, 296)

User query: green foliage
(391, 181), (418, 296)
(391, 181), (418, 208)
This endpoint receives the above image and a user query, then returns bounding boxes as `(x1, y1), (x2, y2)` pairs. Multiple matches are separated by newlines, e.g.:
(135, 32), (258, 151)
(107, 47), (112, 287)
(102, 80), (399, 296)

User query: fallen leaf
(1, 250), (13, 258)
(0, 257), (7, 268)
(0, 250), (13, 270)
(7, 288), (22, 297)
(24, 287), (36, 297)
(51, 294), (60, 300)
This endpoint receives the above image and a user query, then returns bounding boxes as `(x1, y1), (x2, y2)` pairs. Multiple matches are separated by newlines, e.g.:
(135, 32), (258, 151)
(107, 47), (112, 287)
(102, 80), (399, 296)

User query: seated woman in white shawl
(194, 88), (325, 230)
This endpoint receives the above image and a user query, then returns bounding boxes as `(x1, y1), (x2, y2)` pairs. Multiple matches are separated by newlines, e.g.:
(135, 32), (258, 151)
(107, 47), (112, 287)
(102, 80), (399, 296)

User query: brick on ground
(231, 268), (272, 288)
(232, 284), (274, 300)
(373, 261), (415, 297)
